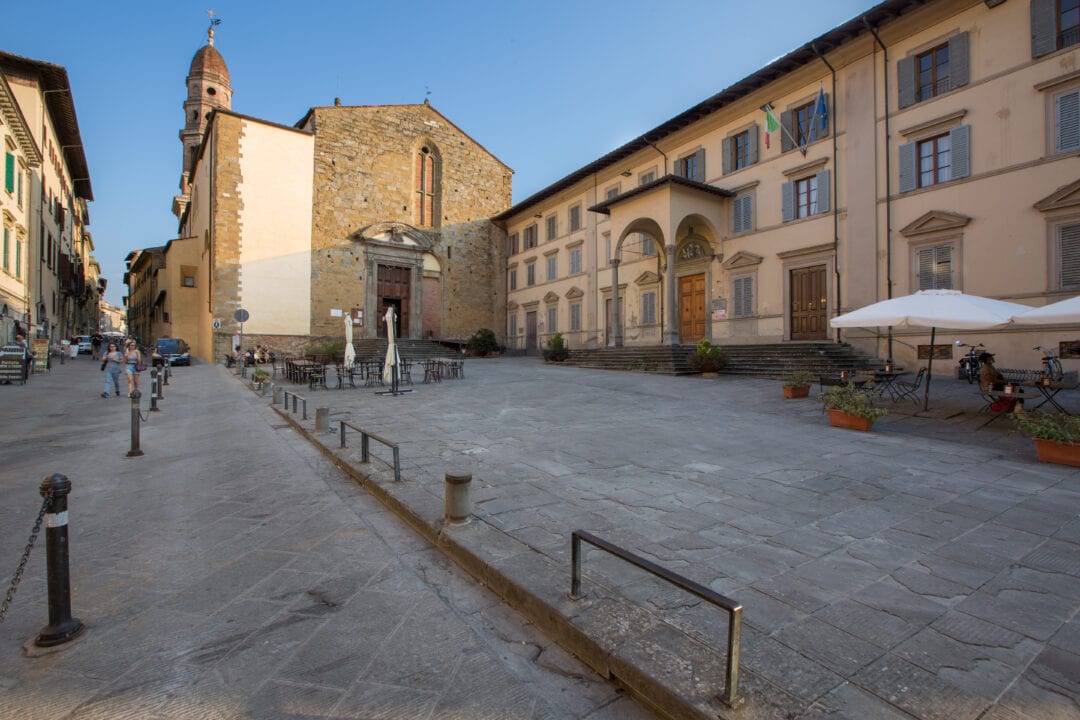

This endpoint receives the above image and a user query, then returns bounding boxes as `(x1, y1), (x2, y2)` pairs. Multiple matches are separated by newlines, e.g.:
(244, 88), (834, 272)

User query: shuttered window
(4, 153), (13, 194)
(547, 307), (557, 333)
(526, 263), (535, 286)
(916, 244), (953, 290)
(2, 227), (8, 272)
(570, 248), (582, 275)
(523, 224), (538, 249)
(1057, 88), (1080, 153)
(732, 194), (754, 234)
(509, 314), (517, 338)
(509, 269), (517, 290)
(1061, 223), (1080, 289)
(1032, 0), (1079, 57)
(546, 215), (557, 241)
(676, 149), (705, 182)
(14, 238), (20, 279)
(506, 233), (519, 256)
(899, 125), (970, 192)
(547, 255), (557, 281)
(642, 292), (657, 326)
(569, 205), (581, 232)
(723, 127), (759, 174)
(899, 33), (969, 108)
(732, 276), (754, 318)
(570, 303), (581, 331)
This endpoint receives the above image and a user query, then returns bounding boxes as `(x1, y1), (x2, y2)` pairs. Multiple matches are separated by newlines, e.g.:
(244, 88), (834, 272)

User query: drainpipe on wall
(864, 18), (894, 364)
(646, 137), (669, 344)
(812, 43), (841, 344)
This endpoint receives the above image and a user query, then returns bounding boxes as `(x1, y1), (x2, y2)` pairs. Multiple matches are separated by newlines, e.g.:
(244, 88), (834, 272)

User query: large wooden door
(525, 311), (538, 350)
(679, 273), (706, 343)
(377, 265), (411, 338)
(790, 265), (827, 340)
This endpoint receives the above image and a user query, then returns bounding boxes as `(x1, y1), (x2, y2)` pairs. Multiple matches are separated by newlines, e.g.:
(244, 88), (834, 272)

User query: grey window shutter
(748, 124), (759, 165)
(731, 196), (742, 233)
(817, 170), (831, 214)
(742, 277), (754, 317)
(694, 149), (705, 182)
(899, 141), (917, 192)
(949, 32), (969, 90)
(898, 55), (916, 109)
(1031, 0), (1058, 58)
(781, 109), (794, 153)
(950, 125), (971, 180)
(722, 137), (732, 175)
(743, 193), (753, 232)
(1061, 224), (1080, 288)
(1058, 90), (1080, 152)
(781, 181), (795, 222)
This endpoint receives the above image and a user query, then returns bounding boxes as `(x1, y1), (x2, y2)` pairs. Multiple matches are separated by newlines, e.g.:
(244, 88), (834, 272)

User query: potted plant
(542, 332), (569, 362)
(821, 382), (886, 431)
(467, 328), (501, 357)
(687, 338), (726, 377)
(1011, 411), (1080, 467)
(252, 368), (270, 392)
(782, 369), (816, 399)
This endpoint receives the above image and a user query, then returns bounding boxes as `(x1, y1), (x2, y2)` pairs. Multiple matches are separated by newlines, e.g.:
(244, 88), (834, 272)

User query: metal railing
(570, 529), (743, 708)
(339, 421), (401, 482)
(282, 390), (307, 420)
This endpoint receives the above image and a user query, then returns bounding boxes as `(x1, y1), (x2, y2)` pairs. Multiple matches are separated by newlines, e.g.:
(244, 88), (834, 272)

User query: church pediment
(1034, 178), (1080, 212)
(350, 221), (435, 251)
(723, 251), (763, 269)
(564, 286), (584, 299)
(507, 300), (519, 311)
(634, 271), (660, 286)
(543, 291), (560, 303)
(900, 211), (971, 238)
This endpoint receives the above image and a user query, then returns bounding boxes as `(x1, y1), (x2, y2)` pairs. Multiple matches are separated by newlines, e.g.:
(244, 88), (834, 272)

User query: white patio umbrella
(830, 289), (1032, 411)
(382, 306), (400, 385)
(344, 315), (356, 367)
(1010, 295), (1080, 325)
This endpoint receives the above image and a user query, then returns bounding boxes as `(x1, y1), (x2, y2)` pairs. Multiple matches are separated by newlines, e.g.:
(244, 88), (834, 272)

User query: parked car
(155, 337), (191, 366)
(75, 335), (93, 354)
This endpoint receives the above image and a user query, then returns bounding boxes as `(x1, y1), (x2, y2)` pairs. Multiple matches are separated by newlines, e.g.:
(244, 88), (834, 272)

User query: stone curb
(271, 404), (760, 720)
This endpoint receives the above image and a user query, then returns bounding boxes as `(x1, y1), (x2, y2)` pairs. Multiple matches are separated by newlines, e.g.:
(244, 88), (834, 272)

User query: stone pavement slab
(0, 358), (650, 719)
(274, 356), (1080, 720)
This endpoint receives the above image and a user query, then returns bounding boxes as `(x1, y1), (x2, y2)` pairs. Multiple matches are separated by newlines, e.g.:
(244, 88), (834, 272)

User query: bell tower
(173, 15), (232, 219)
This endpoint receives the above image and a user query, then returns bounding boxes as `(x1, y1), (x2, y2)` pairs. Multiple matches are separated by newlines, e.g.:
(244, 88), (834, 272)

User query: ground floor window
(570, 303), (581, 331)
(916, 243), (953, 290)
(641, 291), (657, 325)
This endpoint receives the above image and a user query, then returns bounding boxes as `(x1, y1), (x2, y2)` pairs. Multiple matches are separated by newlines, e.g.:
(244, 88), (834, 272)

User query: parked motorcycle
(954, 340), (985, 384)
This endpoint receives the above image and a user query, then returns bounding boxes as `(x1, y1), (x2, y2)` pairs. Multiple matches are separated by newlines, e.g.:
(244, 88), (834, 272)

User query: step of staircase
(562, 342), (884, 378)
(350, 338), (464, 361)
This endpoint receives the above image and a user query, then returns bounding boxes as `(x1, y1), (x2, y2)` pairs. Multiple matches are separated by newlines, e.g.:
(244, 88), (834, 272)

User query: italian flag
(763, 105), (780, 149)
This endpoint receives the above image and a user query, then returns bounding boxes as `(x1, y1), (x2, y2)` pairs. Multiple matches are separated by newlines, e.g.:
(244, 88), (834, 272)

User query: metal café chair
(892, 368), (927, 405)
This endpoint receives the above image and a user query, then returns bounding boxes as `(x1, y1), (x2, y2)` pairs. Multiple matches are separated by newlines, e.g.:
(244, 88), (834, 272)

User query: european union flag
(814, 86), (827, 131)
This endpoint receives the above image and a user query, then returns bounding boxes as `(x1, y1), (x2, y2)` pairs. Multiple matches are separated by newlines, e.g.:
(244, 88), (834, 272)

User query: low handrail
(339, 420), (401, 482)
(282, 390), (307, 420)
(570, 529), (743, 708)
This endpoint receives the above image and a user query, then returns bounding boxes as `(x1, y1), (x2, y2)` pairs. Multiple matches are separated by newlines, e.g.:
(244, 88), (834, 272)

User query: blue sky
(11, 0), (878, 305)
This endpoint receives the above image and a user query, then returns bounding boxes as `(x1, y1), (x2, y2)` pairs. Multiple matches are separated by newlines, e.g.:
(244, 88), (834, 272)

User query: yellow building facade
(499, 0), (1079, 372)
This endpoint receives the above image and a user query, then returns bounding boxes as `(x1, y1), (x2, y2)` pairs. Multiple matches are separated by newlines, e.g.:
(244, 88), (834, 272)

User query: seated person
(244, 348), (256, 366)
(979, 352), (1017, 412)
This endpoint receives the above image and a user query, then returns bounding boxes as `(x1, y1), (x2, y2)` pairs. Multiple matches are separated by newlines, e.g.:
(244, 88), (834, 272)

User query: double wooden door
(790, 265), (827, 340)
(679, 273), (706, 344)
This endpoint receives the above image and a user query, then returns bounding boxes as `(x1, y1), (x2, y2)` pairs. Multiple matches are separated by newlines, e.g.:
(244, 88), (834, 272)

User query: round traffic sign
(234, 309), (250, 323)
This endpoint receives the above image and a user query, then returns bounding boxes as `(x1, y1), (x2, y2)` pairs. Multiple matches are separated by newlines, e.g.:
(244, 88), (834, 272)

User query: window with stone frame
(414, 146), (438, 227)
(782, 170), (831, 221)
(14, 237), (20, 279)
(546, 214), (557, 241)
(722, 126), (758, 175)
(641, 236), (656, 257)
(523, 224), (538, 250)
(732, 276), (754, 318)
(1033, 0), (1079, 57)
(916, 243), (954, 290)
(1054, 86), (1079, 154)
(546, 306), (557, 333)
(605, 185), (620, 200)
(509, 268), (517, 291)
(899, 33), (968, 107)
(569, 204), (581, 232)
(899, 126), (970, 192)
(569, 247), (582, 275)
(526, 262), (536, 286)
(641, 291), (657, 326)
(1058, 222), (1080, 289)
(509, 313), (518, 338)
(732, 193), (754, 234)
(675, 150), (705, 182)
(570, 302), (581, 331)
(546, 254), (557, 281)
(507, 232), (519, 257)
(2, 226), (9, 272)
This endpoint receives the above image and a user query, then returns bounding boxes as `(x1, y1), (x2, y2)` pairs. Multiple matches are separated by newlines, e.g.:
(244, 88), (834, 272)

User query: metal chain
(0, 489), (54, 624)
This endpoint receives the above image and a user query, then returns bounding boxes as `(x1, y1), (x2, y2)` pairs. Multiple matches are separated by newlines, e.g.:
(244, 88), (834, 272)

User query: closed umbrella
(1010, 295), (1080, 325)
(830, 289), (1031, 410)
(382, 306), (400, 385)
(344, 315), (356, 367)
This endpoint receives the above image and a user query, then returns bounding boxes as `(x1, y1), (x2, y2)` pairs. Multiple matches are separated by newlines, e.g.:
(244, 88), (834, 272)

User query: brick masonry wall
(210, 115), (245, 362)
(308, 104), (511, 340)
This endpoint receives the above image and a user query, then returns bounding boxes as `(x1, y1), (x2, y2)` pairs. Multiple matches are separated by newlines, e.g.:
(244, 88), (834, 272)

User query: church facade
(145, 26), (511, 363)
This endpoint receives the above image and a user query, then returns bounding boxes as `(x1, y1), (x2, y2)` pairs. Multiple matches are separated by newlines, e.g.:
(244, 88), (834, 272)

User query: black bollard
(34, 474), (84, 647)
(127, 391), (143, 457)
(163, 362), (170, 386)
(156, 367), (164, 400)
(149, 370), (159, 412)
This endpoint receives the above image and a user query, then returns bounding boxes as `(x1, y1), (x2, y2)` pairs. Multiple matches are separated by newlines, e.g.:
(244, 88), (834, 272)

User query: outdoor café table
(870, 368), (904, 400)
(1023, 378), (1078, 414)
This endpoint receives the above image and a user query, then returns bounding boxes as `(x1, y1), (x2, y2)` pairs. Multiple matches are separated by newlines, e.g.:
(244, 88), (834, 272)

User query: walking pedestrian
(123, 340), (143, 397)
(91, 333), (103, 359)
(100, 342), (125, 397)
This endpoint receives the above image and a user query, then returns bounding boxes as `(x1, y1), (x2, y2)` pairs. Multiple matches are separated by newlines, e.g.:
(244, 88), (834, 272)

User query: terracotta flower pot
(827, 408), (873, 432)
(784, 385), (810, 399)
(1033, 438), (1080, 467)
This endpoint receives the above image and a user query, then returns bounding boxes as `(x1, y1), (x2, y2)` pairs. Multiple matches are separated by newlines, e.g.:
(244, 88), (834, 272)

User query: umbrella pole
(923, 327), (935, 412)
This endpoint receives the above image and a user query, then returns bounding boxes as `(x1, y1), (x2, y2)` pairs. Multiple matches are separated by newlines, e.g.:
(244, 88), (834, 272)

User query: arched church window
(414, 146), (439, 227)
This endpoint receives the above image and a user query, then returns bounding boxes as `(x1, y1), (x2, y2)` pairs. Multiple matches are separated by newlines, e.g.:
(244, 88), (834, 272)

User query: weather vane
(206, 9), (222, 45)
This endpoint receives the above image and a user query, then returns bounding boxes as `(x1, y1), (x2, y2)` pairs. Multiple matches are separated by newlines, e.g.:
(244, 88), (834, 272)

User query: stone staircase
(350, 338), (464, 361)
(563, 342), (883, 378)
